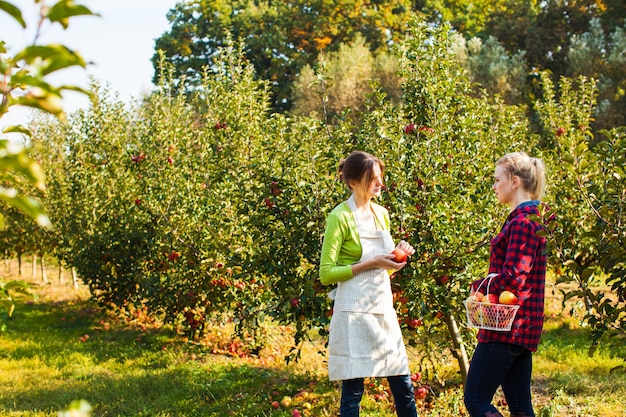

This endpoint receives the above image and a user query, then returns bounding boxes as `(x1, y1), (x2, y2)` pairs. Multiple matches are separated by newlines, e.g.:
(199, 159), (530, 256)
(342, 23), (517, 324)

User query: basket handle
(473, 273), (498, 294)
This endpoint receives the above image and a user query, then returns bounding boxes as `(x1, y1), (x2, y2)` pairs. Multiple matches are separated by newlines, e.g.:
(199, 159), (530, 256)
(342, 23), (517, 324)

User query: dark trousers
(340, 374), (418, 417)
(464, 342), (535, 417)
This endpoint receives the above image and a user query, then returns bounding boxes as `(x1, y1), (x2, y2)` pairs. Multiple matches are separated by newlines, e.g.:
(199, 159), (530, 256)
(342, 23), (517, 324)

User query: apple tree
(534, 73), (626, 362)
(381, 21), (535, 384)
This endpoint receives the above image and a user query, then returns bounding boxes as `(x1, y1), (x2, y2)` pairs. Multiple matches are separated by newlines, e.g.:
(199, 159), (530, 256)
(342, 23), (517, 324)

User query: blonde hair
(497, 152), (546, 200)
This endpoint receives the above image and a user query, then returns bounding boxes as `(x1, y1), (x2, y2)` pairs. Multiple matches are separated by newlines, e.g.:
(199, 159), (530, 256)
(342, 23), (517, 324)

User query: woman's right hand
(371, 253), (407, 270)
(351, 254), (408, 277)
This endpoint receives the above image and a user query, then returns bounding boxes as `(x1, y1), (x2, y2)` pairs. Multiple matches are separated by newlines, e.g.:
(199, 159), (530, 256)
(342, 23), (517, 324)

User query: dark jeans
(464, 342), (535, 417)
(340, 374), (418, 417)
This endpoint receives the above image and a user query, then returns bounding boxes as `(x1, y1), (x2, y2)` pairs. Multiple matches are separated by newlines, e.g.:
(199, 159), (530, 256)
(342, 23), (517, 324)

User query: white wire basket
(463, 274), (520, 331)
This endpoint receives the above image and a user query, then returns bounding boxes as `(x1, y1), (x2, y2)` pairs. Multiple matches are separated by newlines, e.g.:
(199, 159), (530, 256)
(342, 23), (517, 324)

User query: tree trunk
(58, 263), (64, 284)
(32, 254), (37, 279)
(41, 255), (48, 284)
(18, 254), (22, 276)
(444, 312), (470, 387)
(72, 267), (79, 289)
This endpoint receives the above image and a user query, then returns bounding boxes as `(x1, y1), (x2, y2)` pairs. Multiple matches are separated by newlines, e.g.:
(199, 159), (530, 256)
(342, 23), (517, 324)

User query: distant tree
(152, 0), (415, 112)
(483, 0), (615, 80)
(451, 34), (527, 104)
(568, 18), (626, 128)
(292, 35), (401, 121)
(419, 0), (510, 36)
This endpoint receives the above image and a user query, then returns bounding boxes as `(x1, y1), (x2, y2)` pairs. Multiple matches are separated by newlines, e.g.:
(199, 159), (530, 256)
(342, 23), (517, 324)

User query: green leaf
(1, 125), (31, 136)
(563, 290), (585, 302)
(14, 44), (87, 74)
(0, 0), (26, 28)
(0, 189), (51, 229)
(46, 0), (97, 29)
(0, 140), (46, 190)
(11, 92), (65, 117)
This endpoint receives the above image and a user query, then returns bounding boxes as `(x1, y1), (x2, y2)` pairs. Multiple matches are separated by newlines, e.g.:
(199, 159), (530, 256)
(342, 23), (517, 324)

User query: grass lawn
(1, 262), (624, 416)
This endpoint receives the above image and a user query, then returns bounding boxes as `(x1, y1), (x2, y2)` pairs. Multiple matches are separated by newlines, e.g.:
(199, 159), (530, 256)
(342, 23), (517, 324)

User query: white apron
(327, 197), (410, 381)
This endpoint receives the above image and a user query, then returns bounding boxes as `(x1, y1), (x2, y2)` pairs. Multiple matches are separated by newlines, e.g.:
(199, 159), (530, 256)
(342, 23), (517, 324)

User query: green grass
(1, 267), (625, 417)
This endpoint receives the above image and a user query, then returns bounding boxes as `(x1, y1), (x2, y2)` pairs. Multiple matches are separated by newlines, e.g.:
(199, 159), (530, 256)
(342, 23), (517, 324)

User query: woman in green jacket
(320, 150), (418, 417)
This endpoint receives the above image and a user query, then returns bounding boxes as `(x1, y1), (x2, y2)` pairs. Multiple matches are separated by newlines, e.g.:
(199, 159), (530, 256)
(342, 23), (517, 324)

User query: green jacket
(319, 200), (390, 286)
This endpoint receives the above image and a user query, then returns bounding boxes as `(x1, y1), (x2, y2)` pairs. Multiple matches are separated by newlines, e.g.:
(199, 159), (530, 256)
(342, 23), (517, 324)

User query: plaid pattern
(475, 202), (547, 352)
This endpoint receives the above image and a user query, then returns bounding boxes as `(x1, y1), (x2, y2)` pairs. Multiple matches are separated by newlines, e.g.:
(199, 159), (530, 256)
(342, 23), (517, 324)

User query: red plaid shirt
(475, 201), (547, 352)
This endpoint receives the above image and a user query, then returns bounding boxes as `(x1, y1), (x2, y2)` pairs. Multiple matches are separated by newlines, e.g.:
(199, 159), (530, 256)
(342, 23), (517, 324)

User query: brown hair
(338, 151), (385, 189)
(497, 152), (547, 200)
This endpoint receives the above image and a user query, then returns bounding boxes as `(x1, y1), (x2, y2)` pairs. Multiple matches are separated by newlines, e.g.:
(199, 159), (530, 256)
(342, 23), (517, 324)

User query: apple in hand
(499, 290), (518, 305)
(391, 248), (408, 263)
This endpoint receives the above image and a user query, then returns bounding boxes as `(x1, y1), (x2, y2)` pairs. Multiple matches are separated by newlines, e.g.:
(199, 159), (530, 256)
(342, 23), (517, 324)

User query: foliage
(0, 0), (94, 323)
(534, 73), (626, 361)
(0, 0), (91, 122)
(292, 35), (402, 121)
(419, 0), (511, 36)
(152, 0), (416, 112)
(451, 34), (527, 104)
(372, 20), (532, 382)
(568, 18), (626, 129)
(0, 0), (97, 236)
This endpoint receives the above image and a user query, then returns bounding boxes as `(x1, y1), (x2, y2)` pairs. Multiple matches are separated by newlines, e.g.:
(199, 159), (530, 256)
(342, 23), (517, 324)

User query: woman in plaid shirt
(464, 152), (547, 417)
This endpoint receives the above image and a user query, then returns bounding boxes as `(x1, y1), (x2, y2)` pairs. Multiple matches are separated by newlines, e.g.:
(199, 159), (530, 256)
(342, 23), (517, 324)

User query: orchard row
(5, 24), (624, 376)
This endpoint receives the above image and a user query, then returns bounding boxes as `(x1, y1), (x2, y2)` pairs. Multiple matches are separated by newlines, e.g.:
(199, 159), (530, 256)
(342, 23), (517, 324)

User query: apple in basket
(468, 291), (484, 302)
(499, 290), (519, 305)
(482, 294), (499, 305)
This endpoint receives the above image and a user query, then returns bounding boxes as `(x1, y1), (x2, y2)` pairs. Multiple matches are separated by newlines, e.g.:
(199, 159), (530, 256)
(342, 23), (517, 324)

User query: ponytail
(497, 152), (546, 200)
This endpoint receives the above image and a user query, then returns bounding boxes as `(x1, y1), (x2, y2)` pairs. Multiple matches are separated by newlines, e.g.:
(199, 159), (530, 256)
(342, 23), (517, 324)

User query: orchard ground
(0, 259), (624, 417)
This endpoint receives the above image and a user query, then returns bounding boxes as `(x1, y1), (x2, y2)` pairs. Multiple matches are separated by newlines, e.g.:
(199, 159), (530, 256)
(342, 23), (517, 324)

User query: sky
(0, 0), (179, 133)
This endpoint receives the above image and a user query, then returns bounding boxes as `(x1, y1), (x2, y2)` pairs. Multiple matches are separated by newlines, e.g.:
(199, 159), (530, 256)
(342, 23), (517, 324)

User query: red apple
(556, 127), (566, 136)
(391, 248), (407, 263)
(483, 294), (499, 304)
(415, 386), (428, 400)
(271, 401), (280, 409)
(290, 297), (300, 308)
(499, 290), (518, 305)
(407, 318), (422, 329)
(404, 123), (416, 134)
(470, 291), (484, 302)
